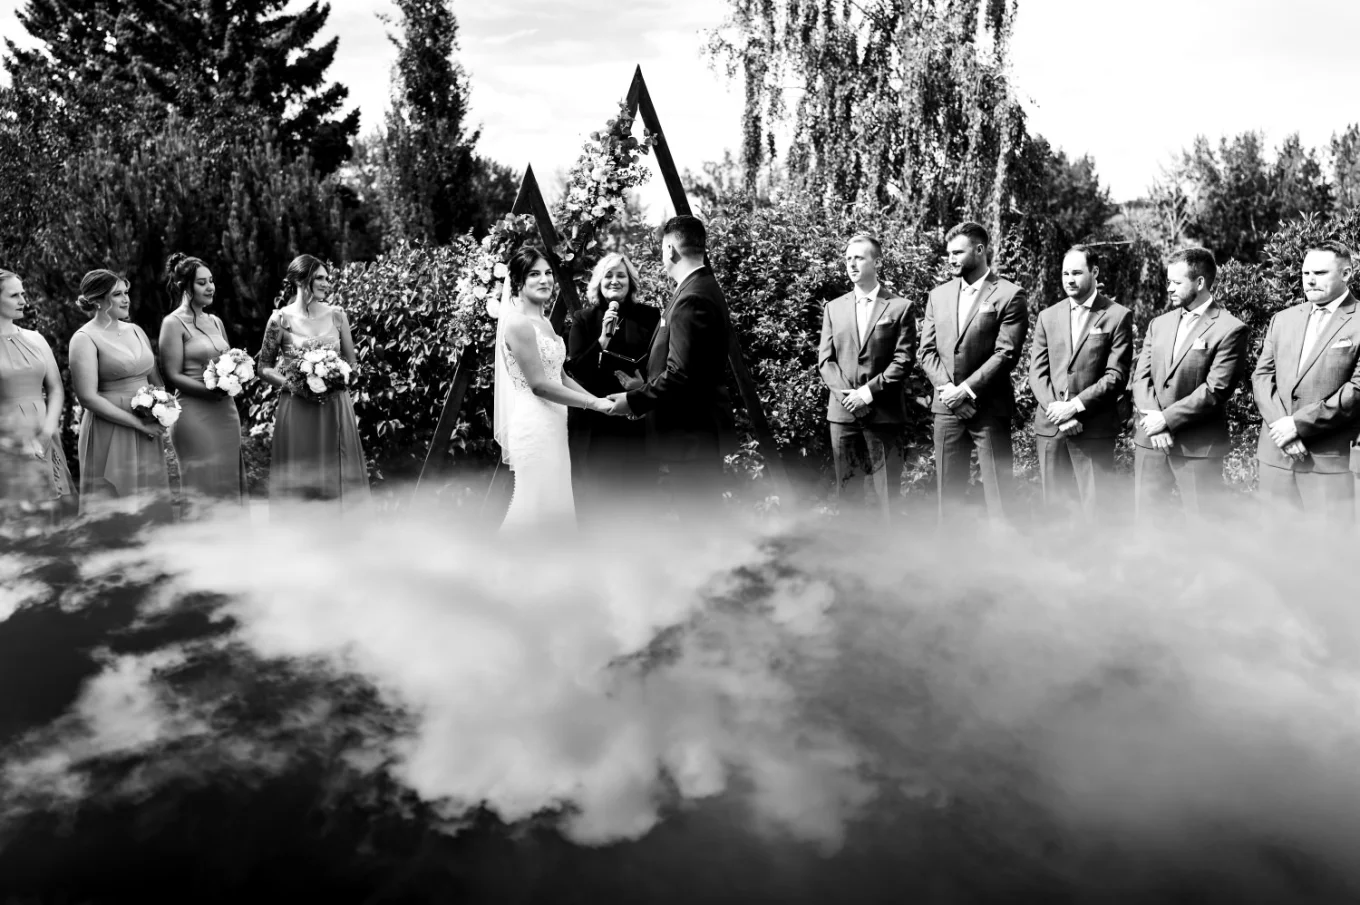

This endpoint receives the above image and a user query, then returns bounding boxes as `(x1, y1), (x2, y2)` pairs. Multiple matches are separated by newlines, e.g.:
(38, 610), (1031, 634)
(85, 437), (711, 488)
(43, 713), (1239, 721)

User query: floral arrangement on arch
(450, 213), (541, 349)
(551, 100), (657, 283)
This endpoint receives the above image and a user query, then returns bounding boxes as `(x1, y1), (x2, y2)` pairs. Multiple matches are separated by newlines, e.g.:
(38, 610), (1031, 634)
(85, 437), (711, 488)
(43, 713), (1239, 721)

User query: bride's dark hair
(508, 245), (552, 296)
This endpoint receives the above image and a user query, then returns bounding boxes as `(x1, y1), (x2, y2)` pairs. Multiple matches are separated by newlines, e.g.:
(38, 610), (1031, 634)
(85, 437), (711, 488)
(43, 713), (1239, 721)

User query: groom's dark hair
(661, 215), (707, 258)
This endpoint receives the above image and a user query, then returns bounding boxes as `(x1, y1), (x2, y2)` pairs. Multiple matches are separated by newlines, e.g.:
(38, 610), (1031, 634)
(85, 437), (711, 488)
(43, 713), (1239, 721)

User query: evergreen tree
(4, 0), (359, 173)
(378, 0), (513, 244)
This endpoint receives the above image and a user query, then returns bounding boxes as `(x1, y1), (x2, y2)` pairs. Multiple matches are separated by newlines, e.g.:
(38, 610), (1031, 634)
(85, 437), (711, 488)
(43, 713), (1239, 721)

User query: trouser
(1256, 462), (1354, 524)
(1036, 431), (1119, 523)
(659, 455), (726, 522)
(830, 420), (902, 523)
(933, 412), (1012, 522)
(1132, 447), (1224, 522)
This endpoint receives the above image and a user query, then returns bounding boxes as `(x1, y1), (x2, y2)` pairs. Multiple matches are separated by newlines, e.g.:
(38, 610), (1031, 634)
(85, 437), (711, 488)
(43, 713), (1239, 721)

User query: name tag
(1332, 338), (1353, 348)
(1192, 338), (1208, 350)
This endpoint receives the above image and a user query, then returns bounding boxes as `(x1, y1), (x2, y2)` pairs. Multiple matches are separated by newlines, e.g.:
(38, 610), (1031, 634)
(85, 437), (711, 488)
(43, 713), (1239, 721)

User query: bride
(494, 245), (617, 528)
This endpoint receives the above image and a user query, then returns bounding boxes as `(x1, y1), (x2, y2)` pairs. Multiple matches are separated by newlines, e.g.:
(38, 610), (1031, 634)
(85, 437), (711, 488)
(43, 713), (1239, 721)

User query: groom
(607, 215), (734, 516)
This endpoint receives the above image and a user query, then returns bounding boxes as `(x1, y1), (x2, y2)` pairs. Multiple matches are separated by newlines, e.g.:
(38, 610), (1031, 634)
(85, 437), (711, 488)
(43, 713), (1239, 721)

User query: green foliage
(5, 0), (359, 173)
(708, 0), (1024, 242)
(378, 0), (514, 243)
(15, 114), (349, 361)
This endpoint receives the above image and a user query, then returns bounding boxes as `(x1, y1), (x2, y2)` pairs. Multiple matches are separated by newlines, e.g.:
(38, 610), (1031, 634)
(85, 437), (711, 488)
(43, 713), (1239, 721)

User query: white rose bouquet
(203, 348), (257, 397)
(284, 339), (354, 403)
(129, 386), (181, 428)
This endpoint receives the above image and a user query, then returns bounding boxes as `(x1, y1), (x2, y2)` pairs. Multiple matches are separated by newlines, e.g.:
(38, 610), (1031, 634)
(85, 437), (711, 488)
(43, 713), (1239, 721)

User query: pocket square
(1192, 338), (1208, 350)
(1332, 337), (1353, 348)
(1088, 327), (1106, 335)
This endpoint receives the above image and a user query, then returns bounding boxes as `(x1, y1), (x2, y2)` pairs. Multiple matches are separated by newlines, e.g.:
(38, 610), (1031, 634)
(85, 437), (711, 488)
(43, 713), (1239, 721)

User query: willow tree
(709, 0), (1024, 241)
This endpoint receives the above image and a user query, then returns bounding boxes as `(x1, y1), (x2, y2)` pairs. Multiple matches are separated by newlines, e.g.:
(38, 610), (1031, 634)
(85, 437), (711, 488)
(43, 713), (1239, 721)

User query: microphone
(601, 300), (621, 344)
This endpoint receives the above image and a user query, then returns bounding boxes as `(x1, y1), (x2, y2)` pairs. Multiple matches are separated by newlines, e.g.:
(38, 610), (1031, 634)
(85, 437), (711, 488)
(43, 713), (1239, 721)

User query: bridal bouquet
(284, 340), (354, 403)
(130, 386), (181, 427)
(203, 348), (256, 397)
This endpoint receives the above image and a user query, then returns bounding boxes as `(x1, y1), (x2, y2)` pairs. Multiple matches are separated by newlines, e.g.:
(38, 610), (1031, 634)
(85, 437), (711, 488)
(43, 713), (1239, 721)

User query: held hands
(1283, 438), (1309, 460)
(600, 393), (641, 419)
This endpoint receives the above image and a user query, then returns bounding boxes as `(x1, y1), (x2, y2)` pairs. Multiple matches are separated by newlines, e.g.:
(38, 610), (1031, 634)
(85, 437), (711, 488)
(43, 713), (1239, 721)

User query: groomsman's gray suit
(1253, 292), (1360, 520)
(818, 284), (915, 520)
(1132, 299), (1250, 518)
(1028, 292), (1134, 520)
(918, 271), (1028, 520)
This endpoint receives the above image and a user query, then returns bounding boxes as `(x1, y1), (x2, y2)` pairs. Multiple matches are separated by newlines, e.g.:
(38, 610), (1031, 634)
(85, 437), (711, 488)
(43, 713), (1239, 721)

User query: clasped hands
(598, 392), (641, 420)
(1042, 399), (1083, 435)
(937, 382), (977, 420)
(1268, 415), (1308, 460)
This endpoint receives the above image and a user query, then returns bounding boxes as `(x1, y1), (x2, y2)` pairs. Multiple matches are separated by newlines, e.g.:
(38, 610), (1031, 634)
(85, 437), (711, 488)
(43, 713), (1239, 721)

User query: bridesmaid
(68, 269), (172, 517)
(565, 252), (661, 519)
(158, 253), (245, 509)
(256, 254), (370, 507)
(0, 269), (75, 509)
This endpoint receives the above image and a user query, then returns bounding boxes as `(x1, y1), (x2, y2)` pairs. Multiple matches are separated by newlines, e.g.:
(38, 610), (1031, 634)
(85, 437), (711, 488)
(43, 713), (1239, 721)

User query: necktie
(1173, 310), (1199, 357)
(1299, 305), (1331, 365)
(959, 282), (980, 327)
(1071, 303), (1090, 345)
(857, 295), (873, 344)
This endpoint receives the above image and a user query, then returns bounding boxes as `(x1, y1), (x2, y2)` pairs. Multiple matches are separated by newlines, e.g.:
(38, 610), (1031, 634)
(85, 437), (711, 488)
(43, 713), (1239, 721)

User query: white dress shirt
(851, 283), (880, 404)
(1066, 289), (1098, 412)
(954, 270), (990, 401)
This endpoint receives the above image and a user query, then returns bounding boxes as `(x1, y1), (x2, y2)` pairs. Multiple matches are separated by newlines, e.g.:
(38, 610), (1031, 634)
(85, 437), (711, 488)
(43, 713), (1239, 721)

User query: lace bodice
(504, 324), (566, 392)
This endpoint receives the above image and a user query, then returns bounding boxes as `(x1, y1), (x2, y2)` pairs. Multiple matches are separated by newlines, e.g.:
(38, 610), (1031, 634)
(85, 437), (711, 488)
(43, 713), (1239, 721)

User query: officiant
(566, 252), (661, 518)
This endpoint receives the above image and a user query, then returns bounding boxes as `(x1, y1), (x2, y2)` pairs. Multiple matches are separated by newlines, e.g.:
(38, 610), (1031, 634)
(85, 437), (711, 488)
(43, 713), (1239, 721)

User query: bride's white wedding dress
(498, 316), (575, 528)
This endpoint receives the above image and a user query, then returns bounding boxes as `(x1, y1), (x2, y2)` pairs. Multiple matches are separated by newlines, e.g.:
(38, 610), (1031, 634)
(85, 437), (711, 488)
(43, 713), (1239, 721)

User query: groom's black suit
(625, 265), (734, 502)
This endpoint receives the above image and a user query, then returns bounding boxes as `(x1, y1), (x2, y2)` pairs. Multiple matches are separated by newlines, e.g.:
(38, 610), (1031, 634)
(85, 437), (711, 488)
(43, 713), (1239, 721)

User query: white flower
(493, 262), (508, 278)
(203, 369), (219, 389)
(152, 402), (179, 427)
(303, 349), (326, 363)
(237, 361), (255, 381)
(306, 376), (327, 395)
(219, 375), (242, 396)
(336, 361), (352, 378)
(473, 285), (488, 300)
(314, 362), (330, 379)
(299, 360), (315, 375)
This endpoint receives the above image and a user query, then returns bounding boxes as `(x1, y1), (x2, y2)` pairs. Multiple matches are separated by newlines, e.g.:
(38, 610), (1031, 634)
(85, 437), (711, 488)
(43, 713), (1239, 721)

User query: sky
(2, 0), (1357, 204)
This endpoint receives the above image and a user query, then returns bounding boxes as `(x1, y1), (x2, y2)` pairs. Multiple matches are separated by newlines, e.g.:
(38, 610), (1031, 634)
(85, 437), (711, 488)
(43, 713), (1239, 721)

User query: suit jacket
(625, 266), (734, 462)
(918, 272), (1028, 418)
(1252, 295), (1360, 474)
(1131, 301), (1249, 458)
(818, 285), (915, 424)
(1028, 294), (1134, 438)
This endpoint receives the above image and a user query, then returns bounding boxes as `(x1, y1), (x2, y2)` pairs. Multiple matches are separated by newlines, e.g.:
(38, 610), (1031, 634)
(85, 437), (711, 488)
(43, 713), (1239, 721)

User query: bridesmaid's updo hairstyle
(284, 254), (327, 303)
(508, 245), (551, 296)
(76, 269), (124, 315)
(165, 253), (209, 331)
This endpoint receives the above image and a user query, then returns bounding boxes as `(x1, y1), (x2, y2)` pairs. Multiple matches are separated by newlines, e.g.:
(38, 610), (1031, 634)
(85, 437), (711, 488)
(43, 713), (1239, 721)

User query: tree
(378, 0), (516, 243)
(708, 0), (1025, 243)
(4, 0), (359, 173)
(1329, 124), (1360, 214)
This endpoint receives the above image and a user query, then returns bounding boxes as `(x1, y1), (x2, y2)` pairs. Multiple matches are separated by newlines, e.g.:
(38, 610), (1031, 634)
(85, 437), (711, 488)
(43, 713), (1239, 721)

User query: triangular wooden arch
(416, 67), (792, 507)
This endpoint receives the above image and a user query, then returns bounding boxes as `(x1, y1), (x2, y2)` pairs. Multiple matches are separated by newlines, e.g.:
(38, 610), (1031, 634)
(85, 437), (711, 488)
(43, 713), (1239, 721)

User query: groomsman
(1251, 240), (1360, 522)
(818, 234), (916, 522)
(1028, 245), (1134, 521)
(918, 221), (1028, 521)
(1132, 247), (1249, 520)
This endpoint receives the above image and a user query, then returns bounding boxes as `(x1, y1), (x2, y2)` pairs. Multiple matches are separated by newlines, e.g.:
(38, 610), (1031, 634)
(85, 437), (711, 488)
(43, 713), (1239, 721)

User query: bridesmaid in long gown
(158, 253), (245, 509)
(68, 269), (172, 518)
(256, 254), (370, 507)
(0, 269), (75, 509)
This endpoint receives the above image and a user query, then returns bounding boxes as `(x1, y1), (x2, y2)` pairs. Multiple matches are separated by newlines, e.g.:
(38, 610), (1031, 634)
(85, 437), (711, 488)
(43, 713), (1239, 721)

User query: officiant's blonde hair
(585, 253), (642, 308)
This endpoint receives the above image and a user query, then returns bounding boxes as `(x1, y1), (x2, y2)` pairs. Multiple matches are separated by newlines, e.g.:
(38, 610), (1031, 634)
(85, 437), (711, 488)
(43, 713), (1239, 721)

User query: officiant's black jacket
(565, 299), (660, 445)
(625, 266), (734, 462)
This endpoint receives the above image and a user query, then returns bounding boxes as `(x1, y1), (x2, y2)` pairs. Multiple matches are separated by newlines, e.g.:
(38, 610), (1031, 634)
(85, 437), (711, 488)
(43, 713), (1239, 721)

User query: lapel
(1068, 295), (1109, 364)
(937, 282), (959, 355)
(859, 286), (889, 355)
(1291, 297), (1356, 392)
(649, 267), (706, 349)
(957, 273), (997, 346)
(1168, 303), (1219, 376)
